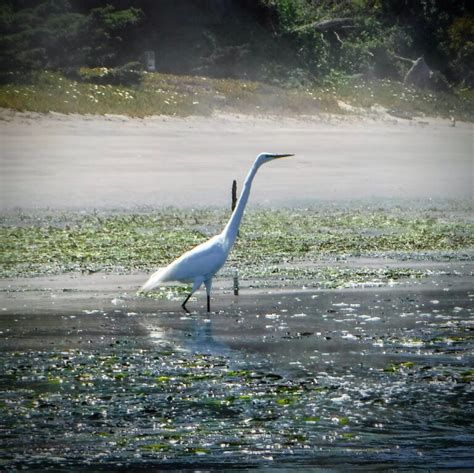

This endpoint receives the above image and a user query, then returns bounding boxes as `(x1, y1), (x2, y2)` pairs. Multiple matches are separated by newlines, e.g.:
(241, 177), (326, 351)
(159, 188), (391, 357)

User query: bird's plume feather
(138, 267), (166, 294)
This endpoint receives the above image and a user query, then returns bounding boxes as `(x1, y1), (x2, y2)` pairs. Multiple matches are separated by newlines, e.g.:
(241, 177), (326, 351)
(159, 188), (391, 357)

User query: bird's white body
(140, 152), (293, 311)
(140, 234), (228, 292)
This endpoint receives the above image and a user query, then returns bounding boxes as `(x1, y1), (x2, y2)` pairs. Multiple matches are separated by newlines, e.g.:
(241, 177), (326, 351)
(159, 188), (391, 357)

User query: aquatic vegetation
(460, 369), (474, 383)
(242, 265), (426, 289)
(1, 333), (472, 470)
(1, 207), (472, 279)
(383, 361), (416, 373)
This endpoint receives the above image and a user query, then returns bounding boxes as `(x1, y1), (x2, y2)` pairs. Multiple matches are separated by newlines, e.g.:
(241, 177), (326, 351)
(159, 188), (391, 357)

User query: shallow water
(1, 285), (473, 471)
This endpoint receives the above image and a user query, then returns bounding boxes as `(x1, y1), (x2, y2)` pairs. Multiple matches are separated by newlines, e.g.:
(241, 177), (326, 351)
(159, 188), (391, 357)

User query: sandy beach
(1, 109), (472, 210)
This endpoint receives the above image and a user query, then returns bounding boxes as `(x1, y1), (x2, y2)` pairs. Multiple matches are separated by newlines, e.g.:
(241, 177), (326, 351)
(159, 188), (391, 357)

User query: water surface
(1, 283), (473, 470)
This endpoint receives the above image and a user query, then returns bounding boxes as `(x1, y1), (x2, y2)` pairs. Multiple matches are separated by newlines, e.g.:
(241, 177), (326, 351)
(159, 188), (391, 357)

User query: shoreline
(1, 106), (472, 128)
(2, 256), (472, 319)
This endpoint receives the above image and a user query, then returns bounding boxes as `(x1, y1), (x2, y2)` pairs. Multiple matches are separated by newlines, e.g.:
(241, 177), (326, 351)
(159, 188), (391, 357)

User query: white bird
(139, 152), (293, 312)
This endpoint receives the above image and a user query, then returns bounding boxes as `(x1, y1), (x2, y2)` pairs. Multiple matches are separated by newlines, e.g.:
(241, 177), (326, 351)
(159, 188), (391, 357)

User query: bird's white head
(255, 152), (294, 167)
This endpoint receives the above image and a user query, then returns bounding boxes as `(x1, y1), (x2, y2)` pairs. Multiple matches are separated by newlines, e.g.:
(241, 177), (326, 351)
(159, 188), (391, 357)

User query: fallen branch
(293, 17), (355, 33)
(333, 30), (344, 45)
(393, 54), (416, 64)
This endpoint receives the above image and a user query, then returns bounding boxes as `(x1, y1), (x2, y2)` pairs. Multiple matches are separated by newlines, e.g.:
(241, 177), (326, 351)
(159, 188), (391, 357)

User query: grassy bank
(1, 207), (472, 287)
(0, 71), (472, 121)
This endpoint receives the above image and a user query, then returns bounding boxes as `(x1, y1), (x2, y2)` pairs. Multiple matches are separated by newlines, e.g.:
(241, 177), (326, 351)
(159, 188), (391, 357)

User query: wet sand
(1, 265), (473, 363)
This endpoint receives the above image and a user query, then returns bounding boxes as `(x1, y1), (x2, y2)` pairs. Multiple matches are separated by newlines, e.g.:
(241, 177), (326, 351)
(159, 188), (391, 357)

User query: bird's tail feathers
(138, 267), (166, 294)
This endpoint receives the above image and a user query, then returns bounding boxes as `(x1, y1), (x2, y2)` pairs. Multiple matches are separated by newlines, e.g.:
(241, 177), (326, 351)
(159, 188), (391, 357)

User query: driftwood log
(293, 17), (355, 33)
(403, 56), (449, 91)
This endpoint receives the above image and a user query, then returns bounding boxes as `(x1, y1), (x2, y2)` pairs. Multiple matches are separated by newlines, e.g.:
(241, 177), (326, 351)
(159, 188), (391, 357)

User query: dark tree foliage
(259, 0), (473, 85)
(377, 0), (471, 77)
(0, 0), (472, 86)
(0, 0), (143, 72)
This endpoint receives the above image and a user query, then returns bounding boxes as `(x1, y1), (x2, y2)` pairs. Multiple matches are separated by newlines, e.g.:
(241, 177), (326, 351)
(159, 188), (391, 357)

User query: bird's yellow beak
(273, 153), (294, 159)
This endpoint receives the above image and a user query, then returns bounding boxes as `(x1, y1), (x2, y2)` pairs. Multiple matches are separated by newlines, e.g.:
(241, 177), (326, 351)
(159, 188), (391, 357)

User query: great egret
(139, 152), (293, 312)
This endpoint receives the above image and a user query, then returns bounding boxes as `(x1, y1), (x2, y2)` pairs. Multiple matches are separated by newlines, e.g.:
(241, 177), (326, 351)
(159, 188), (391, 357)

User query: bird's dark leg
(181, 293), (192, 313)
(181, 278), (204, 313)
(204, 278), (213, 313)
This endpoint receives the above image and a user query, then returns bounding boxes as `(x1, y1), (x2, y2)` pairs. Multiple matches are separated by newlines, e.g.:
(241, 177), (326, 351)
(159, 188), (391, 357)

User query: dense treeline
(263, 0), (473, 86)
(0, 0), (472, 87)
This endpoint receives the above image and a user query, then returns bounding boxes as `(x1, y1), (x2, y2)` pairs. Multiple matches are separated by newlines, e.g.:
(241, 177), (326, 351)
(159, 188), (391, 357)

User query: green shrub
(0, 1), (143, 72)
(446, 15), (474, 86)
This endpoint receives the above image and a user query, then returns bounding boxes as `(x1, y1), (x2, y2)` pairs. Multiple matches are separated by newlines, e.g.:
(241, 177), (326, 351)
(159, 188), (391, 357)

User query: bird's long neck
(222, 160), (261, 249)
